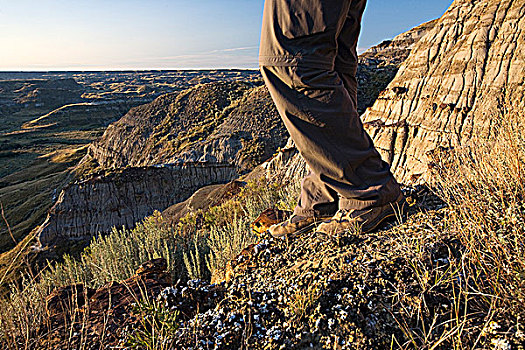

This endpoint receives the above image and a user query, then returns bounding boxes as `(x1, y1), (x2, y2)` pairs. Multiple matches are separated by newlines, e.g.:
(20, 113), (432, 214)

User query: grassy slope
(0, 147), (85, 248)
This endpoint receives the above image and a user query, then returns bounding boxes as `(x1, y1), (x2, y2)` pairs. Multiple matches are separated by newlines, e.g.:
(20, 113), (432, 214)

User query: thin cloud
(357, 47), (370, 55)
(154, 46), (258, 61)
(214, 46), (258, 53)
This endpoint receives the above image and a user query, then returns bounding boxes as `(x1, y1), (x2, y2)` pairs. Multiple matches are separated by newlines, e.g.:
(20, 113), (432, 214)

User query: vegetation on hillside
(0, 176), (298, 347)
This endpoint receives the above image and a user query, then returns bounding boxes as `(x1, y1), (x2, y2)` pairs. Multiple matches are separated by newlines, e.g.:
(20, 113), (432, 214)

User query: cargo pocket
(291, 66), (351, 129)
(278, 0), (328, 39)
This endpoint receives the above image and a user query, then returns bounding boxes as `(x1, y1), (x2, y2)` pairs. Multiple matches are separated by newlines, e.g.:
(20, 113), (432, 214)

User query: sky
(0, 0), (454, 71)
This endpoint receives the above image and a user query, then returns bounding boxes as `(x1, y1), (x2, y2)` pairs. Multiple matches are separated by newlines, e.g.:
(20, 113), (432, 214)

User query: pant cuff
(339, 178), (402, 211)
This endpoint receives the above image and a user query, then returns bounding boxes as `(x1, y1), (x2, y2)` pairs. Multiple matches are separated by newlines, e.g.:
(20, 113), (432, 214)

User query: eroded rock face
(359, 20), (438, 66)
(37, 163), (236, 245)
(362, 0), (525, 183)
(175, 85), (288, 173)
(357, 19), (438, 114)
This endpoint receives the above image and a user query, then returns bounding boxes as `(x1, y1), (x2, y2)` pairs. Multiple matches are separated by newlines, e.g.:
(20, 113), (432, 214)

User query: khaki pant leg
(260, 0), (401, 215)
(261, 65), (340, 217)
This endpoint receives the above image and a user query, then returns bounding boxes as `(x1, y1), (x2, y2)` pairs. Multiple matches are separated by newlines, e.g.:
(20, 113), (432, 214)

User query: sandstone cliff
(362, 0), (525, 183)
(359, 20), (438, 66)
(37, 163), (236, 245)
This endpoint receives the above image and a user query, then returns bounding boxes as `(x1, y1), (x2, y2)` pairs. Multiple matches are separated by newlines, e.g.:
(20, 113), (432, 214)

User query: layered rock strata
(359, 20), (438, 66)
(37, 163), (236, 245)
(362, 0), (525, 182)
(357, 19), (437, 114)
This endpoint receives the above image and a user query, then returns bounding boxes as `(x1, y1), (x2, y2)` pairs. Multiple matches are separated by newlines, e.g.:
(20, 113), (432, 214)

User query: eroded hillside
(362, 0), (525, 183)
(84, 81), (285, 173)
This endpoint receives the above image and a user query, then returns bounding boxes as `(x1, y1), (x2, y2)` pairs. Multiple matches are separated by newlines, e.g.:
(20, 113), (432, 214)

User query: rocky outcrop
(36, 163), (236, 245)
(359, 20), (438, 66)
(175, 85), (287, 173)
(357, 19), (437, 114)
(40, 259), (172, 349)
(362, 0), (525, 183)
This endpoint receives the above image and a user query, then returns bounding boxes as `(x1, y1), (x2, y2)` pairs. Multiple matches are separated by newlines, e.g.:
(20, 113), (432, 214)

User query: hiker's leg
(260, 0), (400, 217)
(333, 0), (402, 210)
(260, 0), (352, 217)
(260, 65), (339, 217)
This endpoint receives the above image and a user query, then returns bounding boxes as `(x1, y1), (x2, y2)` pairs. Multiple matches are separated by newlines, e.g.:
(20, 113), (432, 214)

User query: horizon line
(0, 67), (262, 73)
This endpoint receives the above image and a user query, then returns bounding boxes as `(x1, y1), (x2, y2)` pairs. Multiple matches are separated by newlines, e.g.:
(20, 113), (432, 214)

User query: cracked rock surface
(362, 0), (525, 183)
(37, 164), (236, 245)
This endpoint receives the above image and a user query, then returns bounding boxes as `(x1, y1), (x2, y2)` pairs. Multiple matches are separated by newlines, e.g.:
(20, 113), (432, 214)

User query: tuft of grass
(183, 232), (209, 281)
(206, 215), (257, 278)
(432, 112), (525, 319)
(402, 110), (525, 348)
(126, 298), (180, 350)
(288, 281), (323, 328)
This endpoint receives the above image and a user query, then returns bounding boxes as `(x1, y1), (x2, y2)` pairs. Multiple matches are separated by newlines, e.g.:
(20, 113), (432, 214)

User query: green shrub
(206, 215), (257, 277)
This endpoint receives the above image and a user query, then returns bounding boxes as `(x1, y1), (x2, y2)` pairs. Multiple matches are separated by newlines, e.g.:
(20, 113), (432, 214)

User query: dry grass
(288, 281), (322, 328)
(434, 115), (525, 311)
(415, 112), (525, 348)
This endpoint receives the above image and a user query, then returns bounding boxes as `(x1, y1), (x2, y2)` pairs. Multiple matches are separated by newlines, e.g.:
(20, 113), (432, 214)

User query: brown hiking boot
(267, 214), (331, 238)
(316, 193), (406, 235)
